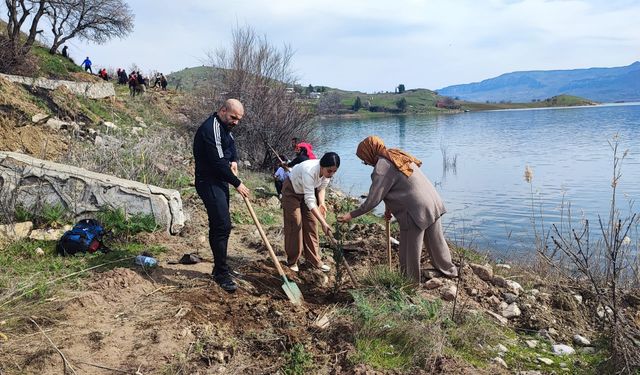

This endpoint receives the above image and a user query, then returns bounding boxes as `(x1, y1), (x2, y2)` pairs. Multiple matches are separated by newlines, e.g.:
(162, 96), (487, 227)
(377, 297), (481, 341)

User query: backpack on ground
(56, 219), (109, 256)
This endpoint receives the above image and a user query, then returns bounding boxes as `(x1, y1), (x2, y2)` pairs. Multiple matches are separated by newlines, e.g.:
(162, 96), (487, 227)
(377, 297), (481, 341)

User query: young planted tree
(211, 25), (314, 169)
(547, 135), (640, 373)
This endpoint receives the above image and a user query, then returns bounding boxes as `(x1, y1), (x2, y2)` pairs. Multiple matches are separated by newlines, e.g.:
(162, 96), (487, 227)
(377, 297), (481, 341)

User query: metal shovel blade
(281, 275), (303, 305)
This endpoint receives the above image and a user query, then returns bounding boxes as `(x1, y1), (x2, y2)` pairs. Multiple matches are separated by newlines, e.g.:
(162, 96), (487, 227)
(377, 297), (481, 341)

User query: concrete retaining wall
(0, 152), (185, 234)
(0, 73), (115, 99)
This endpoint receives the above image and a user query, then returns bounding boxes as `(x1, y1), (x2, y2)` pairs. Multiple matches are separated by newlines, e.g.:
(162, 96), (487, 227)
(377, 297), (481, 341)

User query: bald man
(193, 99), (250, 293)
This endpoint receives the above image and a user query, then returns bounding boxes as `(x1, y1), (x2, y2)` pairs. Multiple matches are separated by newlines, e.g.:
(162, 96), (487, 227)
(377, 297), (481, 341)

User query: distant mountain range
(437, 61), (640, 103)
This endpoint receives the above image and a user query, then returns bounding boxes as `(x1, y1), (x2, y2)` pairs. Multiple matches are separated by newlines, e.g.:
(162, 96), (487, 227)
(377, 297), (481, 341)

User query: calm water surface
(314, 103), (640, 259)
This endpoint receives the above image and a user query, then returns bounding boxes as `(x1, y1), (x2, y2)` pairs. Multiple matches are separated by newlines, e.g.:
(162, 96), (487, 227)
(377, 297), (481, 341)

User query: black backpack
(56, 219), (108, 256)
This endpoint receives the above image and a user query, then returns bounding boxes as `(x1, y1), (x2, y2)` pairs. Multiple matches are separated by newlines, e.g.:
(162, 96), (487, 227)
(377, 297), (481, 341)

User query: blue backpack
(56, 219), (108, 256)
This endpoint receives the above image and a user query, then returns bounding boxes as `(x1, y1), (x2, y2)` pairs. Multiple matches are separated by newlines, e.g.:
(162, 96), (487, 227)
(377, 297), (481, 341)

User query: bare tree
(46, 0), (134, 54)
(2, 0), (48, 60)
(210, 25), (315, 169)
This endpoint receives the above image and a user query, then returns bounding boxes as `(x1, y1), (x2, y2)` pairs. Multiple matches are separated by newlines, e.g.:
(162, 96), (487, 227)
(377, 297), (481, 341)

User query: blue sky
(57, 0), (640, 92)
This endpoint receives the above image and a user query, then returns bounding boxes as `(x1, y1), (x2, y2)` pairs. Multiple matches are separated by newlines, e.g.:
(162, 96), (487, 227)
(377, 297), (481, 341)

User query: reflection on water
(314, 103), (640, 258)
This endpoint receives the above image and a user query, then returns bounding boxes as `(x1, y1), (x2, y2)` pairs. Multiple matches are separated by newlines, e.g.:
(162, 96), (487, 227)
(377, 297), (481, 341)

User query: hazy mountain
(437, 62), (640, 103)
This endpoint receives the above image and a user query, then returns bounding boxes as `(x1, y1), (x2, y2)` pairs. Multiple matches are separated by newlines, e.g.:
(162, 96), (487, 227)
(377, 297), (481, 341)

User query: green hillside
(167, 66), (226, 92)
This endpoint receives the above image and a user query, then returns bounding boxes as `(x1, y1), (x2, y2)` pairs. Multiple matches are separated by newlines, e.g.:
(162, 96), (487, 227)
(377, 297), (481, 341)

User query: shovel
(266, 142), (290, 171)
(386, 218), (392, 269)
(242, 195), (303, 305)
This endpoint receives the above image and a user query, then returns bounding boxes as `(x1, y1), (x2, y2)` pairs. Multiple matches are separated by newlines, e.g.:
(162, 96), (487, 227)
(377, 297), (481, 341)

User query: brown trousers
(281, 179), (322, 267)
(399, 218), (458, 283)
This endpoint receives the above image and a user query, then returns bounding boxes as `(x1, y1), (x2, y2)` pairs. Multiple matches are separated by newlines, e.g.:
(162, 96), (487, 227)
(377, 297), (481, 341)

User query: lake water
(313, 103), (640, 259)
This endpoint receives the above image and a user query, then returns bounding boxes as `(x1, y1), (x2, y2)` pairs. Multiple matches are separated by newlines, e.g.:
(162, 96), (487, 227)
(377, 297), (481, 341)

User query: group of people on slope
(193, 98), (458, 293)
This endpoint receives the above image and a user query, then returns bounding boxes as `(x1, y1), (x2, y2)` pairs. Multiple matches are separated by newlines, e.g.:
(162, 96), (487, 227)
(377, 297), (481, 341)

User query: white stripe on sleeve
(212, 117), (224, 158)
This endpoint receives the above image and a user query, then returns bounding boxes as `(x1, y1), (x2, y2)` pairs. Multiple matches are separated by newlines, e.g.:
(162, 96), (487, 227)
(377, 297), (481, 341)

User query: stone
(32, 113), (50, 123)
(496, 264), (511, 269)
(103, 121), (118, 130)
(573, 334), (591, 346)
(525, 340), (539, 349)
(501, 303), (521, 318)
(496, 343), (508, 354)
(213, 350), (225, 363)
(0, 221), (33, 242)
(131, 126), (144, 135)
(0, 152), (185, 234)
(424, 278), (444, 289)
(505, 280), (524, 295)
(441, 285), (457, 301)
(573, 294), (583, 304)
(470, 263), (494, 281)
(552, 344), (575, 355)
(486, 310), (509, 325)
(493, 357), (508, 368)
(487, 295), (502, 306)
(35, 247), (45, 256)
(503, 292), (518, 304)
(46, 118), (68, 131)
(537, 357), (554, 365)
(266, 196), (281, 209)
(29, 228), (66, 241)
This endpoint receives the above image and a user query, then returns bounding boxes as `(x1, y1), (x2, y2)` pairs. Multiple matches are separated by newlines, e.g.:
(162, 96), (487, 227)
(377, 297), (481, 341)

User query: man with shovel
(193, 99), (251, 293)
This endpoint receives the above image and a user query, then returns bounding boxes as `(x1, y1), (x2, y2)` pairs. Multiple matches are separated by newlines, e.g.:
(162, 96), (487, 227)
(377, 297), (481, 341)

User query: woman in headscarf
(338, 136), (457, 283)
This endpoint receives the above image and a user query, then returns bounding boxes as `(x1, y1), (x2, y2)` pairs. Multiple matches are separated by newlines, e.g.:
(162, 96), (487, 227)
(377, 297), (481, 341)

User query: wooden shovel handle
(243, 196), (287, 277)
(386, 218), (392, 269)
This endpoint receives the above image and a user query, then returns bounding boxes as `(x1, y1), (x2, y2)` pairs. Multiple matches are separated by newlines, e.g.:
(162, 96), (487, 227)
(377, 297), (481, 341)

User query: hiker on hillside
(81, 57), (93, 74)
(160, 74), (168, 90)
(338, 136), (458, 283)
(282, 153), (340, 273)
(193, 99), (250, 293)
(61, 46), (68, 58)
(118, 69), (128, 85)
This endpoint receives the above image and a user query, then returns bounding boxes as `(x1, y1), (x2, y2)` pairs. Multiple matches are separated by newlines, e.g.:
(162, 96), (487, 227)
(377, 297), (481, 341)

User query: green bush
(282, 343), (313, 375)
(97, 208), (157, 238)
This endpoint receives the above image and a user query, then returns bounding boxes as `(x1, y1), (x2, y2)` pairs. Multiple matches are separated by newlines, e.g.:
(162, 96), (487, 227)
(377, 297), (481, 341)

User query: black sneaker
(217, 278), (237, 293)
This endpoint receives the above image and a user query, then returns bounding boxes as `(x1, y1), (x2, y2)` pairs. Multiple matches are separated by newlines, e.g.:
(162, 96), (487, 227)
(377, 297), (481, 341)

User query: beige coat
(350, 158), (446, 230)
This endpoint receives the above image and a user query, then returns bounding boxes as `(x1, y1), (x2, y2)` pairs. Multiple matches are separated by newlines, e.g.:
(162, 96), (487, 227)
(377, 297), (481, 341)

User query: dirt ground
(1, 192), (613, 374)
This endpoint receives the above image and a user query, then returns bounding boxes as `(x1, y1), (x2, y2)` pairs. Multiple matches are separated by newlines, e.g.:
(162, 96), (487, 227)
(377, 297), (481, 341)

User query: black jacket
(193, 113), (241, 187)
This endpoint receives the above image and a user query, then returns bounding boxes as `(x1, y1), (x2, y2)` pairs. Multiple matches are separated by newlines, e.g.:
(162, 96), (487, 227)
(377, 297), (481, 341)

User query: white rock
(496, 343), (508, 354)
(29, 228), (66, 241)
(495, 263), (511, 269)
(46, 118), (68, 131)
(486, 310), (509, 325)
(505, 280), (524, 295)
(103, 121), (118, 130)
(538, 357), (554, 365)
(573, 294), (583, 304)
(525, 340), (539, 348)
(493, 357), (508, 368)
(573, 334), (591, 347)
(35, 247), (45, 256)
(552, 344), (576, 355)
(0, 221), (33, 241)
(389, 237), (400, 245)
(548, 327), (558, 336)
(470, 263), (494, 281)
(32, 113), (50, 123)
(131, 126), (143, 135)
(501, 303), (521, 318)
(441, 285), (457, 301)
